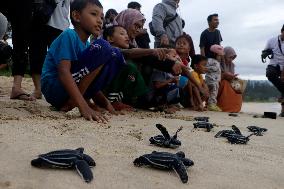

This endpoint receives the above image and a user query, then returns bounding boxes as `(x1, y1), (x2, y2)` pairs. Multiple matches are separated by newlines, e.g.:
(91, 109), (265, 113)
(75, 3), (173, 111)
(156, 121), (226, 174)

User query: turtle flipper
(215, 130), (226, 138)
(82, 154), (96, 167)
(173, 161), (188, 183)
(75, 160), (93, 183)
(156, 124), (171, 140)
(232, 125), (242, 135)
(172, 126), (183, 139)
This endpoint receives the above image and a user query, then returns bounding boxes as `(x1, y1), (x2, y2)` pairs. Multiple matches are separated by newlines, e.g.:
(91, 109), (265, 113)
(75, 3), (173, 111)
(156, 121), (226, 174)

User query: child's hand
(171, 76), (179, 84)
(152, 48), (168, 61)
(80, 105), (108, 123)
(171, 63), (182, 75)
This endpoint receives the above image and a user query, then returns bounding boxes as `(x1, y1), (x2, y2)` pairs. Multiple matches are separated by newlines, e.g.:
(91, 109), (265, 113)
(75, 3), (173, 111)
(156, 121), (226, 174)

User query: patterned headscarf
(114, 9), (145, 47)
(114, 9), (145, 31)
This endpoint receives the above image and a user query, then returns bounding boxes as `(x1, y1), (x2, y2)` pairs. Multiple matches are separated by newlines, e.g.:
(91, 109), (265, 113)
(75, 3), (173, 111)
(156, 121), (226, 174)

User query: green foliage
(243, 80), (280, 102)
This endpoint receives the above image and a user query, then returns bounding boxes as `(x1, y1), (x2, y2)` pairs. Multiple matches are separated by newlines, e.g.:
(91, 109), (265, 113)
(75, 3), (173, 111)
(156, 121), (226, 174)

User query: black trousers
(29, 24), (62, 74)
(0, 0), (33, 76)
(266, 65), (284, 104)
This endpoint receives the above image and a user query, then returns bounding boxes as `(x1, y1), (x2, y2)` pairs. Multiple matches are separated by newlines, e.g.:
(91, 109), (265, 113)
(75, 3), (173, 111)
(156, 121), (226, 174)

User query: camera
(261, 49), (273, 63)
(0, 41), (12, 64)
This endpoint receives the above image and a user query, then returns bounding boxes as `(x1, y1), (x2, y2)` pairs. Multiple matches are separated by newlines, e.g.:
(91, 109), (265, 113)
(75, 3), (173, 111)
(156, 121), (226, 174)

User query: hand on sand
(80, 105), (108, 123)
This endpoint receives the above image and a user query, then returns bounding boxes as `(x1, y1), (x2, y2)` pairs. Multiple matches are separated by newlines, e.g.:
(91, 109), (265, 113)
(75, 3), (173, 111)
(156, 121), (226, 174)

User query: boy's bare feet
(10, 87), (35, 101)
(112, 101), (135, 111)
(31, 90), (42, 99)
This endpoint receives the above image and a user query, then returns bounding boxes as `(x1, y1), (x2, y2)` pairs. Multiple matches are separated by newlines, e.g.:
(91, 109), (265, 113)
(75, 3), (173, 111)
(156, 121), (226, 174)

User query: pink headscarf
(210, 45), (225, 56)
(114, 9), (145, 30)
(114, 9), (145, 47)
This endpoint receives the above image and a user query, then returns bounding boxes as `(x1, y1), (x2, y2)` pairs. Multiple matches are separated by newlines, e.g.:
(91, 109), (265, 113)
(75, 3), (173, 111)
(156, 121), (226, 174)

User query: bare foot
(10, 87), (35, 101)
(31, 90), (42, 99)
(112, 101), (135, 111)
(164, 107), (177, 114)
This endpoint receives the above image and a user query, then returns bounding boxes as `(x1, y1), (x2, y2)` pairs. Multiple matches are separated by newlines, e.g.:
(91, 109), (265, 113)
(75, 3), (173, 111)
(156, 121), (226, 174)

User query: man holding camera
(265, 24), (284, 117)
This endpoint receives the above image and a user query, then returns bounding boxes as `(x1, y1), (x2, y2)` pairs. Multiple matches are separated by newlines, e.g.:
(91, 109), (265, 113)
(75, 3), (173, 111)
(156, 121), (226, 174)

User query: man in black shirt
(200, 14), (223, 58)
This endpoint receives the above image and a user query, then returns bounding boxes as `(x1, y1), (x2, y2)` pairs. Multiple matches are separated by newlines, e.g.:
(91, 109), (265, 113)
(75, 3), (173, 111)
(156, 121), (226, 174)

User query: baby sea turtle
(133, 151), (194, 183)
(31, 148), (95, 183)
(247, 126), (267, 136)
(226, 133), (254, 144)
(149, 124), (183, 148)
(193, 122), (214, 132)
(194, 117), (209, 122)
(215, 125), (255, 144)
(215, 125), (242, 138)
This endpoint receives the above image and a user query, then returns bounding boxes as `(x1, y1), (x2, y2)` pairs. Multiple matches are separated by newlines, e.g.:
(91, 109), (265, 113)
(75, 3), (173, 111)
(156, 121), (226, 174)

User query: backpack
(149, 3), (179, 37)
(33, 0), (57, 25)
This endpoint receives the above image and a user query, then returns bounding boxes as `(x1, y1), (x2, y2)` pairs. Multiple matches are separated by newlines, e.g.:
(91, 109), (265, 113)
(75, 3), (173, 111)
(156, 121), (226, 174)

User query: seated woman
(104, 9), (195, 110)
(217, 46), (243, 112)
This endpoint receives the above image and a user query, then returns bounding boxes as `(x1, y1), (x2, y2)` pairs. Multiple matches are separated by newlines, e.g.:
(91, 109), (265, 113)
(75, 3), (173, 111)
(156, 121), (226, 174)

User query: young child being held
(41, 0), (127, 122)
(205, 45), (224, 112)
(190, 55), (209, 111)
(102, 25), (184, 110)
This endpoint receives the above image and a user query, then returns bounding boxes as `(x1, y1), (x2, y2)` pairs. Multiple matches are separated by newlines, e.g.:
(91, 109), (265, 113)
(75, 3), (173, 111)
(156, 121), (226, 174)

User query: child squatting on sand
(190, 55), (209, 111)
(41, 1), (184, 122)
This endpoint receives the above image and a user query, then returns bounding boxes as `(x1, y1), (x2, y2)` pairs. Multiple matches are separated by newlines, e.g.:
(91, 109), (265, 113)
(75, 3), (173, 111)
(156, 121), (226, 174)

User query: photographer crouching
(264, 24), (284, 117)
(0, 12), (12, 69)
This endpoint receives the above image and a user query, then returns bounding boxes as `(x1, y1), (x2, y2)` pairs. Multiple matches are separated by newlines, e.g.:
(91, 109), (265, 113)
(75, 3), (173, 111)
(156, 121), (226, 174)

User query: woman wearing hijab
(105, 9), (186, 110)
(217, 46), (243, 112)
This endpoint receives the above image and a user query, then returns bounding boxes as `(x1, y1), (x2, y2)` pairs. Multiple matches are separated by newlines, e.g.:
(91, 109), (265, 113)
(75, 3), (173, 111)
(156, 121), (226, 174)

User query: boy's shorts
(42, 39), (125, 109)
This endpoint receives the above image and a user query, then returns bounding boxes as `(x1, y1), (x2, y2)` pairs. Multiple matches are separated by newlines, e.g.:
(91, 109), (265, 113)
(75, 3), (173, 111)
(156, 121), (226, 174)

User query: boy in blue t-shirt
(41, 0), (126, 122)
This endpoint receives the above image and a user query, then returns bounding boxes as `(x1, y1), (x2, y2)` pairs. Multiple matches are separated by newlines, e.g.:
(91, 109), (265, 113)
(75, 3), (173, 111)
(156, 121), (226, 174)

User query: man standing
(265, 25), (284, 117)
(200, 14), (223, 58)
(152, 0), (183, 48)
(0, 0), (35, 100)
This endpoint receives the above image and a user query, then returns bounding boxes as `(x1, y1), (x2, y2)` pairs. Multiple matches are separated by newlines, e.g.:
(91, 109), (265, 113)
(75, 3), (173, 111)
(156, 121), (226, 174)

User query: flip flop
(10, 93), (35, 101)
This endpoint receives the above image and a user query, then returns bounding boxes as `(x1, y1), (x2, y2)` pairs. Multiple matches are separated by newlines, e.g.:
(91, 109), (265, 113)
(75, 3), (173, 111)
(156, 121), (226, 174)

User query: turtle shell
(31, 148), (84, 168)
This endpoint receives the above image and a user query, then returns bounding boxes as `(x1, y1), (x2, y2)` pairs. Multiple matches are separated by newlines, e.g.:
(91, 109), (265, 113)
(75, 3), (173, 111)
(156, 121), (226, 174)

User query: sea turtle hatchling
(215, 125), (255, 145)
(31, 148), (96, 183)
(194, 117), (210, 122)
(247, 126), (268, 136)
(133, 151), (194, 183)
(193, 122), (214, 132)
(215, 125), (242, 138)
(149, 124), (183, 148)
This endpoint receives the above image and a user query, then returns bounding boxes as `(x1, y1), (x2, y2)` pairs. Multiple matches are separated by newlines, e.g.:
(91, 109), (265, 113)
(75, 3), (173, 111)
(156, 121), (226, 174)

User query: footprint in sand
(127, 129), (143, 141)
(0, 181), (11, 188)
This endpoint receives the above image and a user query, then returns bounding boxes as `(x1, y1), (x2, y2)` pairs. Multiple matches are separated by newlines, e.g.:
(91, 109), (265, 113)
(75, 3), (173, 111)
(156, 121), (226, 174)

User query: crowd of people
(0, 0), (283, 121)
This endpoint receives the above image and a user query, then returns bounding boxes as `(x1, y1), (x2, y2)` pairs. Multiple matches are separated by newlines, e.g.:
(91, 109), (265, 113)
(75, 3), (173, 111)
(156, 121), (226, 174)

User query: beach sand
(0, 76), (283, 189)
